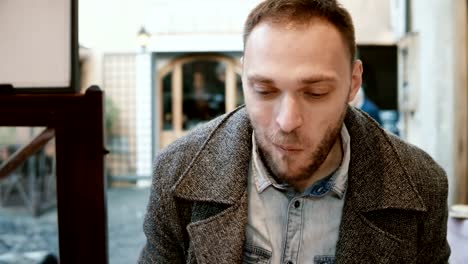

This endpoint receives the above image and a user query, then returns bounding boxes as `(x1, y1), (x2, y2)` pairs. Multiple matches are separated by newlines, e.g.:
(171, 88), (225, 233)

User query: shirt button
(294, 200), (300, 208)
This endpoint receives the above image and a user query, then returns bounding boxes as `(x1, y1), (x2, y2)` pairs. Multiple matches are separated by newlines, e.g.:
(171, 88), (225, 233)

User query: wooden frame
(454, 0), (468, 204)
(156, 54), (242, 149)
(0, 87), (108, 263)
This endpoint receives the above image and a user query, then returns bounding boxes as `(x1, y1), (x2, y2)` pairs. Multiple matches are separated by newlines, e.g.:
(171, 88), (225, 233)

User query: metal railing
(0, 128), (56, 216)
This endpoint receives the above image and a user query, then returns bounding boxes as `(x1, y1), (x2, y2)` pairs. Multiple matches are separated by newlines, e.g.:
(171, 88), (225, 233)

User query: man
(139, 0), (450, 263)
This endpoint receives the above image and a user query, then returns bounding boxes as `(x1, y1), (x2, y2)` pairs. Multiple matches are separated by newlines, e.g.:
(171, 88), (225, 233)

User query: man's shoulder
(156, 115), (226, 167)
(153, 107), (250, 180)
(385, 132), (447, 193)
(387, 132), (445, 175)
(349, 107), (445, 182)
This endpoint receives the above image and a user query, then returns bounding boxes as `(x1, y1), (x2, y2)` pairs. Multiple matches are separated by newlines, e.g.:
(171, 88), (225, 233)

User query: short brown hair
(243, 0), (357, 63)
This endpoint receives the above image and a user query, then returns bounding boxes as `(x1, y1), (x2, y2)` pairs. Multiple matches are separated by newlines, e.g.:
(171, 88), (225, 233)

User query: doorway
(156, 54), (242, 148)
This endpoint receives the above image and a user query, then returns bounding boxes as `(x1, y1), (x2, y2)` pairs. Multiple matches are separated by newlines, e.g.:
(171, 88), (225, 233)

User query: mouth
(273, 143), (303, 154)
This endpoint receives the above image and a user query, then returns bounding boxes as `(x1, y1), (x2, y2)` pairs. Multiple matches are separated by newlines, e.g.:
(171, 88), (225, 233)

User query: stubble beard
(255, 105), (348, 185)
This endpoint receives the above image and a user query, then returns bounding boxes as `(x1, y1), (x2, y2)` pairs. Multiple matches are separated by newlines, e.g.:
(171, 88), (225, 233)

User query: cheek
(244, 94), (274, 128)
(301, 101), (345, 133)
(248, 104), (273, 130)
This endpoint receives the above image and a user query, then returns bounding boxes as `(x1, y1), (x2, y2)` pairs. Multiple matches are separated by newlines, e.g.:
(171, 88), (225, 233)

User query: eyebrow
(247, 75), (275, 85)
(247, 74), (337, 85)
(299, 75), (337, 84)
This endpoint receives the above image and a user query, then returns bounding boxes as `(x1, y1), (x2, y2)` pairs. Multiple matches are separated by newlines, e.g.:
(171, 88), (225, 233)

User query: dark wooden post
(0, 86), (108, 263)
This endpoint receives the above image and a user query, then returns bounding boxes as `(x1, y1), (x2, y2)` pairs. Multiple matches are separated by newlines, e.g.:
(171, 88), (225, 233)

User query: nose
(275, 95), (303, 133)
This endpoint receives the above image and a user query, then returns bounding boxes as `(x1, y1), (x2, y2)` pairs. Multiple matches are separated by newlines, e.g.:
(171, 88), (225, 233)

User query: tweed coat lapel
(172, 108), (253, 264)
(336, 107), (427, 263)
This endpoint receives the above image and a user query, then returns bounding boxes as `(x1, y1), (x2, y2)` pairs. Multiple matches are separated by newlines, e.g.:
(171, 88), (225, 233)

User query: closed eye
(304, 91), (327, 98)
(253, 86), (278, 96)
(256, 90), (276, 95)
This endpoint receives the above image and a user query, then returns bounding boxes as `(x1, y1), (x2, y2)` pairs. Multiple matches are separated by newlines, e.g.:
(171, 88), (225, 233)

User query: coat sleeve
(416, 170), (451, 263)
(138, 153), (187, 264)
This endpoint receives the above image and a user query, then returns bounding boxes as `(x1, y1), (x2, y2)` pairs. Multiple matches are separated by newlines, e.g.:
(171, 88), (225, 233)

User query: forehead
(243, 20), (350, 74)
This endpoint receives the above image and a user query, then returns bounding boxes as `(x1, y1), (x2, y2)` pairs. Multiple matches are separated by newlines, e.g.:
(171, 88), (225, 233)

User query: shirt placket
(281, 196), (304, 264)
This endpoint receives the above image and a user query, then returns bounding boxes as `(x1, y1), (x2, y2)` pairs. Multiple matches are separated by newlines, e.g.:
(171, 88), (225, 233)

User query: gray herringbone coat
(139, 106), (450, 264)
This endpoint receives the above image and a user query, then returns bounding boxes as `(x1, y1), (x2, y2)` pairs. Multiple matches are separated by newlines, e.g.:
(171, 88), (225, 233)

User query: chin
(279, 171), (300, 181)
(275, 163), (307, 180)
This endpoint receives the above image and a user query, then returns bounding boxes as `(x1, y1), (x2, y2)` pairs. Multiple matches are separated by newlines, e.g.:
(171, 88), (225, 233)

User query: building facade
(79, 0), (467, 203)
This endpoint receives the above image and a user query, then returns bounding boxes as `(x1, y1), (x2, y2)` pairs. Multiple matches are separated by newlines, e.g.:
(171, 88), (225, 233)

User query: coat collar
(172, 106), (427, 264)
(172, 107), (252, 264)
(172, 107), (252, 205)
(343, 107), (426, 213)
(173, 106), (426, 213)
(336, 107), (427, 263)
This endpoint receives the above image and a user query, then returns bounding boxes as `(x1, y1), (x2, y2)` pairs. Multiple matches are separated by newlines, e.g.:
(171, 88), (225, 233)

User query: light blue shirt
(244, 125), (351, 264)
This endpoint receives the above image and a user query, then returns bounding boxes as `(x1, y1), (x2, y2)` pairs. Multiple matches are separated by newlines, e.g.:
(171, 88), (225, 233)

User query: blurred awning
(145, 0), (403, 53)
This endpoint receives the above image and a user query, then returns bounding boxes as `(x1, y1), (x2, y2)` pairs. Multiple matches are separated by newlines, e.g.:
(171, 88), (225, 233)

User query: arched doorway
(156, 54), (242, 149)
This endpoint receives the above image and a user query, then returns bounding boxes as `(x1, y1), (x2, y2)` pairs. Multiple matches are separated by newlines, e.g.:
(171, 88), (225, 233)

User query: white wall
(79, 0), (146, 52)
(340, 0), (406, 44)
(408, 0), (464, 204)
(79, 0), (261, 53)
(80, 0), (401, 53)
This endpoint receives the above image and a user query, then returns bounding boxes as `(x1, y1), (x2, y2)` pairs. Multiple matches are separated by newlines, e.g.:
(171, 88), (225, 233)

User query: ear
(348, 60), (363, 102)
(240, 56), (246, 77)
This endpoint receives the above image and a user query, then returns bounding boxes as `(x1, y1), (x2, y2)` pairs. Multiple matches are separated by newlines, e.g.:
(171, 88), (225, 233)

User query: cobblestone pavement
(0, 187), (150, 264)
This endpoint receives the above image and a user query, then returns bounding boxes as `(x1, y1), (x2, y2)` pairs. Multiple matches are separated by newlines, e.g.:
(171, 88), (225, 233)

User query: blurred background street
(0, 187), (150, 264)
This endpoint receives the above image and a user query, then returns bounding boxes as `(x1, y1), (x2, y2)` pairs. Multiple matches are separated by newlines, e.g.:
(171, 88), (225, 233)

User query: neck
(293, 135), (343, 192)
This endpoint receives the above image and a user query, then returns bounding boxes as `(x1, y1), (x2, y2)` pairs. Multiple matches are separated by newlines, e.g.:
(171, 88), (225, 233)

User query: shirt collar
(251, 124), (351, 199)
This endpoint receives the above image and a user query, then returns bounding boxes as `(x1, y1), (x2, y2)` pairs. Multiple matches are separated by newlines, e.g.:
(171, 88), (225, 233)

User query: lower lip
(273, 144), (303, 154)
